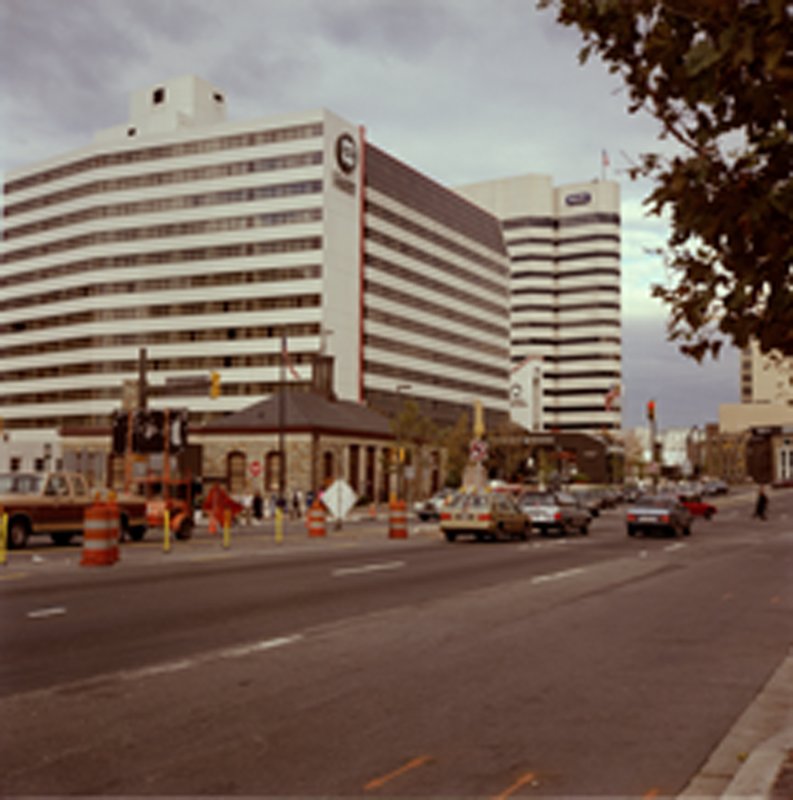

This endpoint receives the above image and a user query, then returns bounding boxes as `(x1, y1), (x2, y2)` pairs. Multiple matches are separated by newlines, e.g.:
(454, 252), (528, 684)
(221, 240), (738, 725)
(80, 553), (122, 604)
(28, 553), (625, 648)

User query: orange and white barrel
(389, 499), (408, 539)
(307, 499), (326, 538)
(81, 501), (120, 566)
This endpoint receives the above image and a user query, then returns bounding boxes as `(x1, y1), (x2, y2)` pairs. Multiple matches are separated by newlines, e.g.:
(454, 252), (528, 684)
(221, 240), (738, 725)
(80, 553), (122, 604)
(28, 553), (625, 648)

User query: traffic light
(210, 371), (221, 398)
(111, 411), (128, 455)
(647, 400), (656, 422)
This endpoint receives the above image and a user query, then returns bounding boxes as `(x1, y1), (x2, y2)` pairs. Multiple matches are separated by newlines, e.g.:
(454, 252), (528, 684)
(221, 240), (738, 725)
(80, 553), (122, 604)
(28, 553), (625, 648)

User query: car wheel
(683, 525), (691, 536)
(580, 523), (589, 536)
(627, 525), (637, 537)
(51, 532), (74, 546)
(444, 531), (456, 543)
(704, 510), (713, 521)
(8, 520), (30, 549)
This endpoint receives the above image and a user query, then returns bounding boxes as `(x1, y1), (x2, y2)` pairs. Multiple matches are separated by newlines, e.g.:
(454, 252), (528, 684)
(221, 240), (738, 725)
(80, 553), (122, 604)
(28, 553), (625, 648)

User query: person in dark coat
(753, 485), (768, 520)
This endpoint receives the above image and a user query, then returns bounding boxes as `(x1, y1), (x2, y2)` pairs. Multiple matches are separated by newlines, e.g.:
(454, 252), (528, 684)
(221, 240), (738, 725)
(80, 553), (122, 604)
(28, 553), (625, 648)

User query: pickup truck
(0, 471), (147, 549)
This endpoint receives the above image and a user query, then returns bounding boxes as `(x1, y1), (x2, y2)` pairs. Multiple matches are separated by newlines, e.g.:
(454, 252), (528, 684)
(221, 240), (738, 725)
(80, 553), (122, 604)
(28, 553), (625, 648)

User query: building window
(322, 452), (335, 487)
(227, 451), (246, 494)
(153, 87), (166, 105)
(265, 451), (282, 492)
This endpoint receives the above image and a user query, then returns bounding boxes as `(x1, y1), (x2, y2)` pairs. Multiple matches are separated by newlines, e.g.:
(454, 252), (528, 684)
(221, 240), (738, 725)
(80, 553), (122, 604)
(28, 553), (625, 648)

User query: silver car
(626, 495), (692, 538)
(519, 490), (591, 536)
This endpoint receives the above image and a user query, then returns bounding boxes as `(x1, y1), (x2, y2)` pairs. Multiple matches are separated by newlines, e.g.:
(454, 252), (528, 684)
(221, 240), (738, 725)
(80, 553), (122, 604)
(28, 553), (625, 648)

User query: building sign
(565, 191), (592, 207)
(335, 133), (358, 174)
(510, 357), (544, 432)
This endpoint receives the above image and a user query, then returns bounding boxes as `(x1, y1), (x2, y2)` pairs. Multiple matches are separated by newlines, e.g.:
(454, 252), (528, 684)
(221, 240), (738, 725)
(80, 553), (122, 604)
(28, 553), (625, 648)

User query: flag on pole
(601, 149), (610, 168)
(604, 383), (621, 411)
(281, 336), (301, 381)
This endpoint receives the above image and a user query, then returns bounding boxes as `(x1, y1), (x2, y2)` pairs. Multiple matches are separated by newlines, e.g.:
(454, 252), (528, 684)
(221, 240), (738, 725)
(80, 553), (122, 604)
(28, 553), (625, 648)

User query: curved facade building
(457, 175), (622, 433)
(1, 76), (510, 434)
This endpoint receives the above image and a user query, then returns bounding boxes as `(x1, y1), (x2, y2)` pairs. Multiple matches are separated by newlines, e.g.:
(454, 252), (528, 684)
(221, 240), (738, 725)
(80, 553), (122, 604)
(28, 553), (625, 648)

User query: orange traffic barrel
(389, 499), (408, 539)
(307, 498), (326, 537)
(81, 501), (120, 566)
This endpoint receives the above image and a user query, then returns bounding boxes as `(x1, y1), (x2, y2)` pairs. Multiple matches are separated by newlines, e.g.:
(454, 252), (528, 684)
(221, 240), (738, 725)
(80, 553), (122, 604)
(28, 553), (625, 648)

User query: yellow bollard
(0, 511), (7, 567)
(275, 506), (284, 544)
(223, 508), (231, 549)
(163, 508), (171, 554)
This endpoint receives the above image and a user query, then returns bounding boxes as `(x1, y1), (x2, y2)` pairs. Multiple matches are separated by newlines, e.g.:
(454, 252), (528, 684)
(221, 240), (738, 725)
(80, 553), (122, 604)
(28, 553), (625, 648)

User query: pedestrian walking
(753, 485), (768, 520)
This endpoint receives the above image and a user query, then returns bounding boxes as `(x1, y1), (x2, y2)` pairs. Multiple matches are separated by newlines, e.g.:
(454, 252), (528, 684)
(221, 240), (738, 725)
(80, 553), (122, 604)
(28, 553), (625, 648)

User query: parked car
(702, 479), (729, 496)
(440, 491), (528, 542)
(413, 488), (455, 522)
(519, 490), (591, 536)
(678, 493), (717, 520)
(626, 494), (692, 538)
(0, 471), (147, 548)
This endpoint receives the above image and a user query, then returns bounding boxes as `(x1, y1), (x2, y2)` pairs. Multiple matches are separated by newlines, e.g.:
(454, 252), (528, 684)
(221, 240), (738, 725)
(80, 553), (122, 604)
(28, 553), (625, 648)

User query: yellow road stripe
(492, 771), (537, 800)
(364, 755), (432, 791)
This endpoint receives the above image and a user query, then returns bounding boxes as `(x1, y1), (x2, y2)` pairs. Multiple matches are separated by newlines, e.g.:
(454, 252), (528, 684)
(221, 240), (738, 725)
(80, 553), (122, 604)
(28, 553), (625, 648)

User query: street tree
(540, 0), (792, 359)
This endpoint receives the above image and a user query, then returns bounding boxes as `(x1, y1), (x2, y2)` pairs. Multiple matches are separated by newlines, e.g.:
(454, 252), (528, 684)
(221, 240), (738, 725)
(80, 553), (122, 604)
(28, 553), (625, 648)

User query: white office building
(457, 175), (622, 433)
(1, 75), (511, 433)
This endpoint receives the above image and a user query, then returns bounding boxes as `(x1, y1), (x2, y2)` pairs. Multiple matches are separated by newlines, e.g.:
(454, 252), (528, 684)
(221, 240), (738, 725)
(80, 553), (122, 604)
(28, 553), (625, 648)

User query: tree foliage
(540, 0), (793, 358)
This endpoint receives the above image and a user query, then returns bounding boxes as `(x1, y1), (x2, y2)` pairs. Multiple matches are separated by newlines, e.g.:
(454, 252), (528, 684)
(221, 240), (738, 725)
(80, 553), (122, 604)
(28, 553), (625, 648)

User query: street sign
(469, 439), (488, 462)
(322, 479), (358, 520)
(249, 460), (262, 478)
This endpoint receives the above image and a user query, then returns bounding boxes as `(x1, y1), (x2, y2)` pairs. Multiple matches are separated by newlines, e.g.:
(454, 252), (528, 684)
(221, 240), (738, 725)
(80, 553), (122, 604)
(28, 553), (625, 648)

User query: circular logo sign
(335, 133), (358, 174)
(249, 460), (262, 478)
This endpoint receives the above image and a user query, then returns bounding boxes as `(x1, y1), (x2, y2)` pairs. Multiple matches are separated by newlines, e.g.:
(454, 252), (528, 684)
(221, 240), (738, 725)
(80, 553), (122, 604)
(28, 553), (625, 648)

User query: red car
(678, 494), (717, 520)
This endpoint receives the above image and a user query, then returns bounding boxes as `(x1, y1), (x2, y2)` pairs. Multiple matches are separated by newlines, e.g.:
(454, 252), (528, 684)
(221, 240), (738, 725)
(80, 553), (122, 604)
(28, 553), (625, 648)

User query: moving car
(440, 491), (528, 542)
(678, 493), (717, 520)
(0, 471), (147, 548)
(626, 494), (692, 538)
(519, 490), (591, 536)
(413, 488), (455, 522)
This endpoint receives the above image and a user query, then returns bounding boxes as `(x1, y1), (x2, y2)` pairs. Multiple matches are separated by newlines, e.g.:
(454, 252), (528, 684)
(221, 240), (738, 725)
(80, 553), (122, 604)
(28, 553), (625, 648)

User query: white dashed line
(333, 561), (405, 577)
(531, 567), (586, 585)
(664, 543), (688, 553)
(27, 606), (67, 620)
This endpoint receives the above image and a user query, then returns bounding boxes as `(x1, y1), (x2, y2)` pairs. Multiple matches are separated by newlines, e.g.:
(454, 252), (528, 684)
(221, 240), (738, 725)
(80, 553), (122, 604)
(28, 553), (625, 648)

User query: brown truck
(0, 471), (147, 549)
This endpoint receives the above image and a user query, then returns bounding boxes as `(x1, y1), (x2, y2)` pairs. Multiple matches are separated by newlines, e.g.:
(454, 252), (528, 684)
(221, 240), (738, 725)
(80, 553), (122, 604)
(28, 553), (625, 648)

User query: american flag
(604, 383), (621, 411)
(281, 336), (301, 381)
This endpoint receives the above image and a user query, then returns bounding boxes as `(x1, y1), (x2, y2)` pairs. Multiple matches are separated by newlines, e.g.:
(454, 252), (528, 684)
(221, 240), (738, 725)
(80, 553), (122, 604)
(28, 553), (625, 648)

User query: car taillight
(440, 512), (452, 521)
(477, 514), (492, 522)
(554, 512), (562, 521)
(660, 514), (670, 523)
(627, 514), (637, 522)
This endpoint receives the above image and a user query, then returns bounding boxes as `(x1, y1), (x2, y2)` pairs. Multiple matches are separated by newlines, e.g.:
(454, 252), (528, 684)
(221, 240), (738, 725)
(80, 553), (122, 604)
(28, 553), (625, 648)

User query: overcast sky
(0, 0), (739, 430)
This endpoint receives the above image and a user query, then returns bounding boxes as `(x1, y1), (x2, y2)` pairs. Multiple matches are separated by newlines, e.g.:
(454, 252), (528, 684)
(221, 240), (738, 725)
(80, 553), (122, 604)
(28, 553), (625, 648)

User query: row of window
(366, 227), (506, 300)
(0, 235), (322, 289)
(365, 307), (507, 360)
(1, 207), (322, 265)
(0, 264), (321, 315)
(364, 359), (506, 402)
(512, 267), (620, 282)
(5, 123), (324, 195)
(366, 200), (508, 279)
(365, 333), (506, 380)
(512, 284), (620, 298)
(4, 151), (324, 220)
(366, 253), (505, 318)
(512, 250), (619, 264)
(0, 322), (320, 361)
(512, 335), (621, 348)
(511, 319), (620, 330)
(365, 279), (508, 341)
(0, 350), (316, 387)
(502, 212), (620, 231)
(511, 301), (621, 314)
(0, 294), (321, 337)
(506, 233), (621, 248)
(3, 180), (323, 241)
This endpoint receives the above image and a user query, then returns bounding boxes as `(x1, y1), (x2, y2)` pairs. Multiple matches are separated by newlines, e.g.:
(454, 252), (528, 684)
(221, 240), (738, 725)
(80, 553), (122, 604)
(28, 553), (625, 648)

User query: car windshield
(0, 473), (43, 494)
(520, 492), (554, 505)
(634, 495), (675, 508)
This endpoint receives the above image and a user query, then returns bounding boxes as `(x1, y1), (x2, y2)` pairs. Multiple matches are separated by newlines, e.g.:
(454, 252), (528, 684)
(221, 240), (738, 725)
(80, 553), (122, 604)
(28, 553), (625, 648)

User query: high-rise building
(740, 341), (793, 406)
(457, 175), (622, 433)
(1, 76), (511, 432)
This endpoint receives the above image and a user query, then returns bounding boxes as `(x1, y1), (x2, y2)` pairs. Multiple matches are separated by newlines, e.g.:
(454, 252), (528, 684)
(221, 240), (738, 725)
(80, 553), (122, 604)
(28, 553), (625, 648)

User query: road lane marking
(120, 634), (303, 682)
(664, 543), (687, 552)
(364, 755), (432, 791)
(492, 771), (537, 800)
(27, 606), (67, 620)
(531, 567), (585, 585)
(333, 561), (405, 578)
(0, 571), (29, 582)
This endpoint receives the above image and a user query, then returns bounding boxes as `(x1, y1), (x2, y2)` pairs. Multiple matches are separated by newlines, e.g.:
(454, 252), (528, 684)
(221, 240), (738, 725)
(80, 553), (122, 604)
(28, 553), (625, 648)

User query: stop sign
(249, 460), (262, 478)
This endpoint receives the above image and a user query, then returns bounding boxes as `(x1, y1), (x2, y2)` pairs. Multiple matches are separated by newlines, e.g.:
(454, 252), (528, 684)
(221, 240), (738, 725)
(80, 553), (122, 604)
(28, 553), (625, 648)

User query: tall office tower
(740, 341), (793, 405)
(457, 175), (622, 433)
(0, 76), (510, 432)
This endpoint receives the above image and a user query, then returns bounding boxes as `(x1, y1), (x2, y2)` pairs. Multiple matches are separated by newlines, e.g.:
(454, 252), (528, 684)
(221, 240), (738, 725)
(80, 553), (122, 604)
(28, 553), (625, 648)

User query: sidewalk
(680, 648), (793, 799)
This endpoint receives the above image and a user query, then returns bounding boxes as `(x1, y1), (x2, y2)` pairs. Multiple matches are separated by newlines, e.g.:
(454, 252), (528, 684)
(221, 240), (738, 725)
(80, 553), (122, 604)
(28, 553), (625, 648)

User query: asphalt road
(1, 490), (791, 797)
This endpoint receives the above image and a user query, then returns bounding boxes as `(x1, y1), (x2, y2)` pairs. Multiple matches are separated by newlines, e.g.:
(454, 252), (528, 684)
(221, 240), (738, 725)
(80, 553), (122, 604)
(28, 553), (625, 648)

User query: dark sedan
(626, 494), (693, 538)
